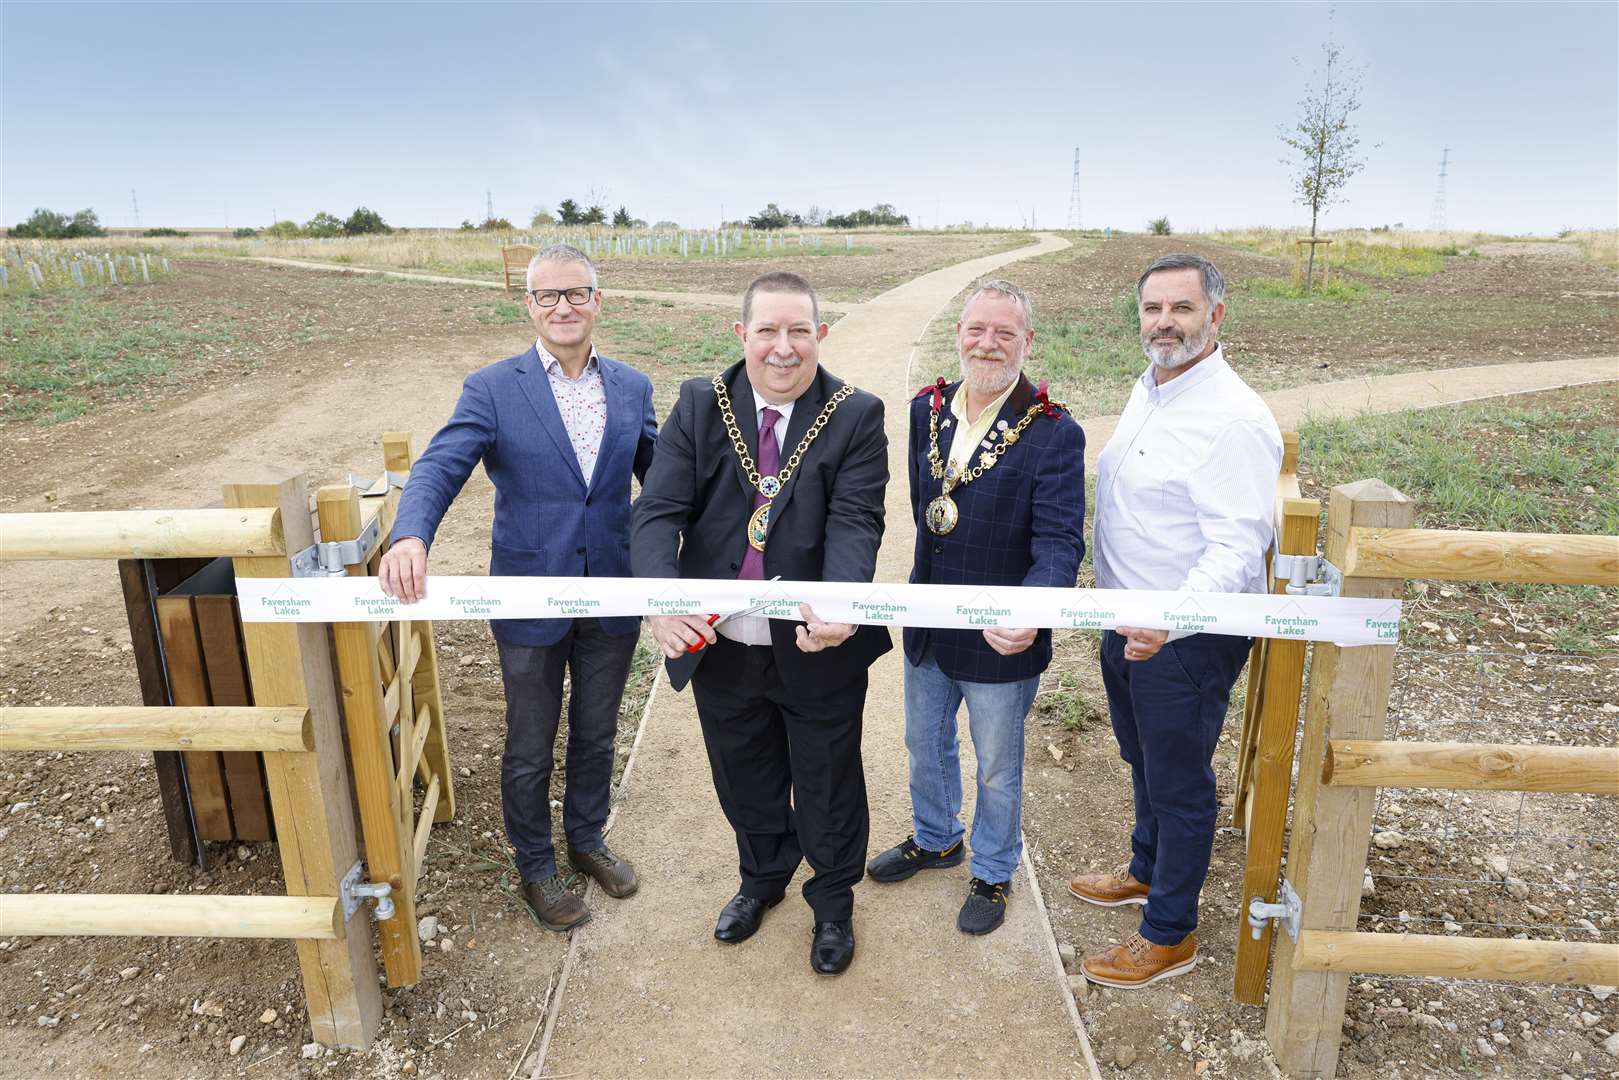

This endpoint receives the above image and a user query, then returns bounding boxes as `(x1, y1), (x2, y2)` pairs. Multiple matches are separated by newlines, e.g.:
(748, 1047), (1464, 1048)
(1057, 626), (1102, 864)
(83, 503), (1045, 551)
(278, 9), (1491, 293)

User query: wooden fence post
(226, 469), (382, 1049)
(1265, 479), (1412, 1078)
(1231, 490), (1321, 1004)
(317, 483), (423, 988)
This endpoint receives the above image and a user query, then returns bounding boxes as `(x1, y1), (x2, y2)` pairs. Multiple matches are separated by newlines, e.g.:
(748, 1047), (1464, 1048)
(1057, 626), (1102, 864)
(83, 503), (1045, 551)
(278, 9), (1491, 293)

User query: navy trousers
(1100, 629), (1252, 946)
(495, 620), (638, 882)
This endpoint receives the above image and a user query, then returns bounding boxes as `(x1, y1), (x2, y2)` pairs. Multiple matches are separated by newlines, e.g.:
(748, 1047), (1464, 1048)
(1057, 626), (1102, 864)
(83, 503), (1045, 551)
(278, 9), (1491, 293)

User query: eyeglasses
(527, 286), (595, 307)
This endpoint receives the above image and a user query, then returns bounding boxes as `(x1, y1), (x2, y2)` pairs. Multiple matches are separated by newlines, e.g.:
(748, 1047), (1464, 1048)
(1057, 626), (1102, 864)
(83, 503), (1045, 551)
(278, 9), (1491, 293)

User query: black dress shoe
(811, 920), (855, 976)
(714, 891), (783, 944)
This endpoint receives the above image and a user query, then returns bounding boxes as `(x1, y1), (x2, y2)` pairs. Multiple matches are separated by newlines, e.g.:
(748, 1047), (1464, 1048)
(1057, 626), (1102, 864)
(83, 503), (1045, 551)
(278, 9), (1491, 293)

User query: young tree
(1280, 34), (1371, 293)
(1148, 216), (1172, 236)
(530, 207), (556, 227)
(557, 199), (584, 225)
(67, 209), (106, 238)
(612, 205), (632, 228)
(582, 204), (607, 225)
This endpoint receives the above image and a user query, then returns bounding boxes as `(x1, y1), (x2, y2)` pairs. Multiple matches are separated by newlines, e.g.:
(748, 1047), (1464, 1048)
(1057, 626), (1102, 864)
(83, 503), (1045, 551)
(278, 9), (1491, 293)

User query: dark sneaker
(866, 836), (965, 883)
(520, 873), (591, 932)
(957, 877), (1011, 935)
(567, 844), (640, 898)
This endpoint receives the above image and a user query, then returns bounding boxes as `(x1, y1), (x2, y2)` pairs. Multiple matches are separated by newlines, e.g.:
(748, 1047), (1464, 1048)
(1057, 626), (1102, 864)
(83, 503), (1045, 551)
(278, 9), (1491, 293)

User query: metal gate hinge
(1248, 878), (1302, 942)
(289, 516), (382, 578)
(340, 860), (396, 921)
(1273, 553), (1343, 597)
(347, 471), (408, 495)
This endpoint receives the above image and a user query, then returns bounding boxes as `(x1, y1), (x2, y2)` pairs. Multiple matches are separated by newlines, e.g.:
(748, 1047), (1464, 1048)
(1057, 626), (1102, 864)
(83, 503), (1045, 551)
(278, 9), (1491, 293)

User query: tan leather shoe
(520, 874), (591, 932)
(1068, 864), (1150, 907)
(1081, 931), (1197, 988)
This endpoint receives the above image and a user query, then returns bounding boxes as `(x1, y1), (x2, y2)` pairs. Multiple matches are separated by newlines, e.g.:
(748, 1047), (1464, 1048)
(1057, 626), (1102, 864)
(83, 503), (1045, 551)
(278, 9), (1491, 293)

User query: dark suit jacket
(905, 375), (1086, 683)
(632, 360), (892, 693)
(392, 345), (657, 647)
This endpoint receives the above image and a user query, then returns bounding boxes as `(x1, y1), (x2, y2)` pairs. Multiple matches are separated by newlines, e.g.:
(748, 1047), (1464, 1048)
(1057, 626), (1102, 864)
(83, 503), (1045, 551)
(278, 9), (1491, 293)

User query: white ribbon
(237, 576), (1401, 646)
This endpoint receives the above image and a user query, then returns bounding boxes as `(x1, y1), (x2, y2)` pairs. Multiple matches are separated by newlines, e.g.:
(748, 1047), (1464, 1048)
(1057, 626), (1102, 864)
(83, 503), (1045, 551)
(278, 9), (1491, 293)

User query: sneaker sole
(866, 850), (966, 884)
(957, 914), (1006, 936)
(1067, 884), (1148, 907)
(1081, 954), (1197, 988)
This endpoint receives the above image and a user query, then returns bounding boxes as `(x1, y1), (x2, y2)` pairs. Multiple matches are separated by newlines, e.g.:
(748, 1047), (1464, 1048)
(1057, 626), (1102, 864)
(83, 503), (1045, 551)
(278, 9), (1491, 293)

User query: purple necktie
(738, 407), (781, 580)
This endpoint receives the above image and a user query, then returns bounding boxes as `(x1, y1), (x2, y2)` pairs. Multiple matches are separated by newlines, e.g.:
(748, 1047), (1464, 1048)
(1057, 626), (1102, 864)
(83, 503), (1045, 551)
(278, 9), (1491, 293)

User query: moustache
(967, 351), (1008, 363)
(764, 354), (801, 368)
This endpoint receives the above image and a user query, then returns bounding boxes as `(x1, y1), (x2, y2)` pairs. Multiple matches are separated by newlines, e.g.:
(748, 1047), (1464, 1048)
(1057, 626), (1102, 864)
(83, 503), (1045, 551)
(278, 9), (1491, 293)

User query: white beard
(960, 351), (1022, 395)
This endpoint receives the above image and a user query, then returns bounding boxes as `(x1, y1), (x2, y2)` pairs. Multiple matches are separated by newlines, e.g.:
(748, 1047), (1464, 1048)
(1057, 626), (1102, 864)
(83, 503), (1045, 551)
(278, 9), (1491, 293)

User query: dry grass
(1564, 228), (1619, 269)
(1200, 227), (1499, 277)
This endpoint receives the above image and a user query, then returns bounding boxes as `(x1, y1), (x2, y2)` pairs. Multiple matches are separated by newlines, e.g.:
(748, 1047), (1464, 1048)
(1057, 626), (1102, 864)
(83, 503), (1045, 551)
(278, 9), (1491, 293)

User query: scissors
(689, 577), (782, 652)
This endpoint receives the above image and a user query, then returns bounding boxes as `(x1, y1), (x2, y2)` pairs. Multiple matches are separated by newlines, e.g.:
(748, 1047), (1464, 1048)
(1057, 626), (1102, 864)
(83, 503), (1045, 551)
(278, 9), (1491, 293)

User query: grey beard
(1142, 322), (1213, 370)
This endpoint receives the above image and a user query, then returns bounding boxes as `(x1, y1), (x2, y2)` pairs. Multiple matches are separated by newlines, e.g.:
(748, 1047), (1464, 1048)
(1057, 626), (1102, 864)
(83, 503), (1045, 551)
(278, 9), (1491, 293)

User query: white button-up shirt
(1093, 347), (1283, 632)
(719, 392), (795, 646)
(537, 340), (606, 487)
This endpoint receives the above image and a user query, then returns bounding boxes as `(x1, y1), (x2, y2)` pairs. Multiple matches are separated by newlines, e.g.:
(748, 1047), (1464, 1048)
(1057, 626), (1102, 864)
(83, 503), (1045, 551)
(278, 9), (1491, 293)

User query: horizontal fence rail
(1295, 931), (1619, 986)
(1342, 527), (1619, 586)
(0, 706), (313, 753)
(1325, 739), (1619, 795)
(2, 895), (343, 940)
(0, 508), (284, 561)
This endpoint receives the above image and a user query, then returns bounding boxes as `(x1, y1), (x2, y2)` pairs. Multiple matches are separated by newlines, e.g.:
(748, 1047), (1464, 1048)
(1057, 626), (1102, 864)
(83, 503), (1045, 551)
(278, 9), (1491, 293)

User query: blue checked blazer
(904, 376), (1086, 683)
(391, 345), (657, 647)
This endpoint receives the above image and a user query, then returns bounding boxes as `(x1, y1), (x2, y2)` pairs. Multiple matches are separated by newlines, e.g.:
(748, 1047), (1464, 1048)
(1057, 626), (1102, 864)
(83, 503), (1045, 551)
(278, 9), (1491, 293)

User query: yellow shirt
(947, 380), (1017, 474)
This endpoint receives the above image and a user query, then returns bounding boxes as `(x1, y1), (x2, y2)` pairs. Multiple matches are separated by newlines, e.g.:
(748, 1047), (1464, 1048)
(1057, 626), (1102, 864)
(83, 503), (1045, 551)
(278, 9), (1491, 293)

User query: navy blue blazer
(391, 345), (657, 647)
(904, 376), (1086, 683)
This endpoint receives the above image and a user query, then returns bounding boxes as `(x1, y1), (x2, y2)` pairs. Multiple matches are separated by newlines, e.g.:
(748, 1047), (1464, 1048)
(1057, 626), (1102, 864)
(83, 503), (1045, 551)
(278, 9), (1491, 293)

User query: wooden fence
(1251, 478), (1619, 1078)
(0, 435), (454, 1050)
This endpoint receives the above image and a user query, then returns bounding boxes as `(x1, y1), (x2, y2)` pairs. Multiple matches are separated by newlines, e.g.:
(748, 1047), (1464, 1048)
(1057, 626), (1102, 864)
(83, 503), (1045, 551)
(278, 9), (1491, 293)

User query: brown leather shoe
(520, 874), (591, 932)
(567, 844), (640, 899)
(1069, 864), (1150, 907)
(1081, 931), (1197, 988)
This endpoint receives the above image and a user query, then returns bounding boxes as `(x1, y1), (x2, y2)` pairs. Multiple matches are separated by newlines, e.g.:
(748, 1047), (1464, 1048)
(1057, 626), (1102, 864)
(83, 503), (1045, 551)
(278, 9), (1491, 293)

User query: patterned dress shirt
(537, 340), (606, 487)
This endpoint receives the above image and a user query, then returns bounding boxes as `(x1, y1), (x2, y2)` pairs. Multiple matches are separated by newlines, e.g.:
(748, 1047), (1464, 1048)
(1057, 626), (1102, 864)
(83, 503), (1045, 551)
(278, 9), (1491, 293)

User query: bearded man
(1071, 253), (1282, 988)
(865, 279), (1085, 936)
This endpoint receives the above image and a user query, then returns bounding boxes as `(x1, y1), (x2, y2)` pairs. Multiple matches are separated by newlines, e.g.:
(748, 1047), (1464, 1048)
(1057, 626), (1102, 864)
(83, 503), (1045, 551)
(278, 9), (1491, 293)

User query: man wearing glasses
(382, 244), (657, 932)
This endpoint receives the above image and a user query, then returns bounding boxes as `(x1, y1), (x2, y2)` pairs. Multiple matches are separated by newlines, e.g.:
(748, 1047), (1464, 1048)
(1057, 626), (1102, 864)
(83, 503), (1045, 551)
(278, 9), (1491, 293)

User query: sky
(3, 2), (1616, 235)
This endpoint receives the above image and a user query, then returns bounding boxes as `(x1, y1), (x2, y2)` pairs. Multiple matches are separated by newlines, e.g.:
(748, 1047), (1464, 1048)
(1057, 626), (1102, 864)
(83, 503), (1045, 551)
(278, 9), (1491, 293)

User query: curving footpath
(534, 233), (1100, 1079)
(530, 237), (1615, 1079)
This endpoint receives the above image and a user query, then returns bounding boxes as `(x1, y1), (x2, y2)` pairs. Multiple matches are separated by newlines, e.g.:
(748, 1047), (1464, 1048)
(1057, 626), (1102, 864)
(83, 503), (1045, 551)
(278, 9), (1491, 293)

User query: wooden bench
(501, 244), (536, 292)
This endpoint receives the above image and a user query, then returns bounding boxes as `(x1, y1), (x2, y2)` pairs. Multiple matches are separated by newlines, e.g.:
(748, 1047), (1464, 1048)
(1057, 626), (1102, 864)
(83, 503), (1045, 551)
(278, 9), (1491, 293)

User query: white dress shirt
(1093, 347), (1283, 635)
(719, 392), (795, 646)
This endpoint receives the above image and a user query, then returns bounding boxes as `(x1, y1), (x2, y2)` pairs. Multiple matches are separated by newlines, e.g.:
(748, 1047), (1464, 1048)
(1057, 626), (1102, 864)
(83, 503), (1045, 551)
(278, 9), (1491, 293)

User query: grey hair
(1135, 253), (1226, 308)
(526, 243), (598, 290)
(741, 270), (819, 328)
(960, 278), (1034, 330)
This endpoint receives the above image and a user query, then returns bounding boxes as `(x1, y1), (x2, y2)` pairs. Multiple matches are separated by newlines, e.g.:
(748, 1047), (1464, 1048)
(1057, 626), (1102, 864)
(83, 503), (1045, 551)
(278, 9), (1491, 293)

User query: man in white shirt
(1072, 254), (1282, 988)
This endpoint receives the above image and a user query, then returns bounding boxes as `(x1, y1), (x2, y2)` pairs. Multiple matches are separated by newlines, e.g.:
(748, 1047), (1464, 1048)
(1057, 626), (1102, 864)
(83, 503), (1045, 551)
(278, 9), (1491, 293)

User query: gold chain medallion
(923, 392), (1051, 536)
(714, 375), (857, 552)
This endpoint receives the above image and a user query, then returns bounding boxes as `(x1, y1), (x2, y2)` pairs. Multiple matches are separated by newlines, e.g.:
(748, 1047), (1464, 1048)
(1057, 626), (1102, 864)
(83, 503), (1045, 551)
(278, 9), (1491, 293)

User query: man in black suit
(631, 271), (889, 976)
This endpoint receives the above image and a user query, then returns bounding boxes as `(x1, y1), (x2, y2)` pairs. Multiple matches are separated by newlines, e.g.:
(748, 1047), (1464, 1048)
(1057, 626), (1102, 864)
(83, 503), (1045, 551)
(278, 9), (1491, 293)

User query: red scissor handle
(687, 612), (724, 653)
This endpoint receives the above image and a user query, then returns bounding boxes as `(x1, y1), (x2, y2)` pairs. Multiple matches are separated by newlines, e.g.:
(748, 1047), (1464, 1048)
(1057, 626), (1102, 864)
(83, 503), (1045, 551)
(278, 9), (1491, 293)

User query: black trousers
(691, 637), (869, 922)
(495, 620), (638, 882)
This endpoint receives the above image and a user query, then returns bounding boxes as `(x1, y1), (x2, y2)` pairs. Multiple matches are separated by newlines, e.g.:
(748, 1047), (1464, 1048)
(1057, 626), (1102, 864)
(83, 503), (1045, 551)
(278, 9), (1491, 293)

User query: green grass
(1300, 388), (1619, 654)
(1, 290), (237, 424)
(594, 306), (739, 415)
(1024, 292), (1144, 414)
(1242, 277), (1372, 301)
(475, 299), (525, 325)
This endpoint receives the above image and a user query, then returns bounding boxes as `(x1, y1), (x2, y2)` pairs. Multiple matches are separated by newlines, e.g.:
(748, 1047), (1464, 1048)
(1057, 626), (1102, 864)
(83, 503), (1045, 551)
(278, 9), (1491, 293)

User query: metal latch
(347, 471), (409, 495)
(1273, 553), (1343, 597)
(289, 516), (382, 578)
(1248, 878), (1302, 941)
(340, 860), (396, 920)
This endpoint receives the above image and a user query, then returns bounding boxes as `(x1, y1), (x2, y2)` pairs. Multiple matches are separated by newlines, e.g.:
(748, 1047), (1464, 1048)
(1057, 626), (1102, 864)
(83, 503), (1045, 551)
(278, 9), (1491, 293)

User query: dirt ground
(1004, 233), (1619, 402)
(1, 240), (1615, 1078)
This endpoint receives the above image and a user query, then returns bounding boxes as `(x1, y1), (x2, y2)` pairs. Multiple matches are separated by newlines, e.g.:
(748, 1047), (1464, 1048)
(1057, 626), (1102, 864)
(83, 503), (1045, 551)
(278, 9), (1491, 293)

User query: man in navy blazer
(867, 279), (1085, 936)
(380, 244), (656, 932)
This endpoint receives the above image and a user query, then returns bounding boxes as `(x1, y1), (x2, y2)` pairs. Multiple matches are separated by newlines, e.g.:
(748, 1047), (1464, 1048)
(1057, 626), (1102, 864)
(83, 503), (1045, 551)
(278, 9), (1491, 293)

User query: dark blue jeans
(496, 620), (638, 882)
(1100, 629), (1252, 946)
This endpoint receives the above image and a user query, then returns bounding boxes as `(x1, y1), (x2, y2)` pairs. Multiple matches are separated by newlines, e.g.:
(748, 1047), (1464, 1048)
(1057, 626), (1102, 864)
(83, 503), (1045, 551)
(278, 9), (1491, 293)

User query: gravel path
(534, 234), (1103, 1080)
